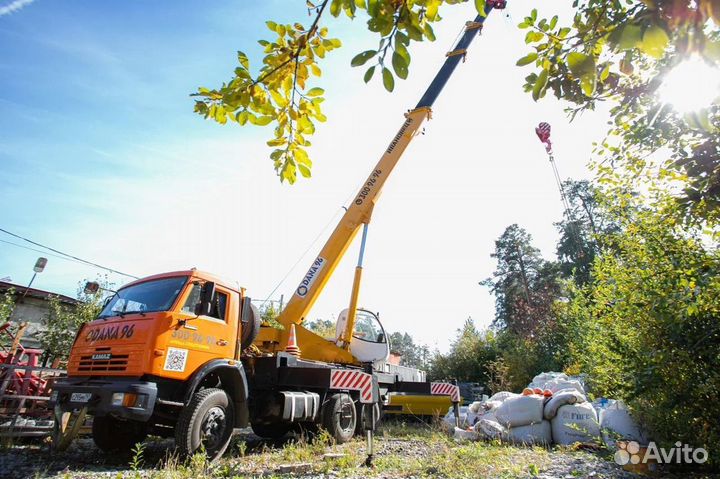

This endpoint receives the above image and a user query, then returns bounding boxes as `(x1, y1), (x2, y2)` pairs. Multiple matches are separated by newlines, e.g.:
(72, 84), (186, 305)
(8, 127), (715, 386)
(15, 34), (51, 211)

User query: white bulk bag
(546, 378), (585, 395)
(599, 401), (648, 446)
(528, 372), (568, 390)
(473, 412), (507, 440)
(551, 402), (601, 445)
(488, 391), (518, 403)
(506, 420), (552, 445)
(543, 390), (587, 420)
(495, 394), (545, 428)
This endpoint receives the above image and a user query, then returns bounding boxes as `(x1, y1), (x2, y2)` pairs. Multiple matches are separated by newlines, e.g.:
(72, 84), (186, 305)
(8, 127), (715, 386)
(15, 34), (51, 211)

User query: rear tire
(322, 393), (355, 444)
(92, 415), (147, 453)
(175, 388), (235, 461)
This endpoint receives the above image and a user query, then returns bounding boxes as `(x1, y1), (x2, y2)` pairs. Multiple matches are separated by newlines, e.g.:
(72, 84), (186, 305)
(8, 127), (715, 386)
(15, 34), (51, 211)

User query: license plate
(70, 392), (92, 403)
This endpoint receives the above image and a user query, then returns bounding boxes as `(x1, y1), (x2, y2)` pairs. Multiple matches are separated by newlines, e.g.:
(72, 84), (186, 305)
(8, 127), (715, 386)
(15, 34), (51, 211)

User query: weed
(129, 441), (145, 472)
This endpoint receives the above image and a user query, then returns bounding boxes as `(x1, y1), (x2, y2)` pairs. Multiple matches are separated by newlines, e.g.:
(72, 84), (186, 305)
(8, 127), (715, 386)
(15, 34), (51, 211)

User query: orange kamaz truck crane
(50, 1), (505, 461)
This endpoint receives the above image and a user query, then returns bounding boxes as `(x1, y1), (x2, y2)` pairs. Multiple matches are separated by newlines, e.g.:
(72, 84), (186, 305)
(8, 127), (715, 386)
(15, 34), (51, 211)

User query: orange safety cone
(285, 324), (301, 357)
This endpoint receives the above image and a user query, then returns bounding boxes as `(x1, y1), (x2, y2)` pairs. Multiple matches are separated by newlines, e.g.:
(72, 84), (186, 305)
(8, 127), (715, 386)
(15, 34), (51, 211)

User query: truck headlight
(111, 392), (125, 406)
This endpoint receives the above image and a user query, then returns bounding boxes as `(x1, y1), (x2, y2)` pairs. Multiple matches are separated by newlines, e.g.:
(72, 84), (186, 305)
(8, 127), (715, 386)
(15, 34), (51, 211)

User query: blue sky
(0, 0), (609, 349)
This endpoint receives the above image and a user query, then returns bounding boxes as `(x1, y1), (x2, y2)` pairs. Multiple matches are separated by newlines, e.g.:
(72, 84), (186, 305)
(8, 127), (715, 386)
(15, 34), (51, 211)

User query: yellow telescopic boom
(275, 1), (505, 356)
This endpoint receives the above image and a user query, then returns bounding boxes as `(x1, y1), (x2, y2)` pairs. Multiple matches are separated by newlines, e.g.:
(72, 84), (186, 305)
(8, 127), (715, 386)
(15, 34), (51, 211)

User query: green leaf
(363, 65), (375, 83)
(298, 163), (312, 178)
(516, 53), (538, 66)
(567, 52), (595, 78)
(382, 67), (394, 92)
(267, 138), (287, 147)
(395, 41), (410, 64)
(392, 51), (409, 79)
(580, 73), (596, 96)
(525, 31), (544, 43)
(549, 15), (558, 30)
(600, 64), (610, 82)
(639, 24), (669, 59)
(330, 0), (342, 17)
(532, 68), (548, 101)
(270, 90), (288, 108)
(567, 52), (597, 97)
(306, 87), (324, 97)
(423, 24), (436, 41)
(237, 51), (249, 70)
(426, 0), (440, 21)
(618, 24), (642, 50)
(214, 105), (227, 124)
(474, 0), (487, 17)
(254, 116), (273, 126)
(266, 21), (278, 32)
(351, 50), (377, 67)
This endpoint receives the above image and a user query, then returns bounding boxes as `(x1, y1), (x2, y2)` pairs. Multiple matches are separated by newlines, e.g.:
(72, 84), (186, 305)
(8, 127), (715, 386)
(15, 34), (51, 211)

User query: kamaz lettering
(296, 257), (326, 297)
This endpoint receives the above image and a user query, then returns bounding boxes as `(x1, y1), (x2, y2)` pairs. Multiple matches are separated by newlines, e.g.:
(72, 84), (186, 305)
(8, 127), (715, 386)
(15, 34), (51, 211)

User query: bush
(559, 205), (720, 465)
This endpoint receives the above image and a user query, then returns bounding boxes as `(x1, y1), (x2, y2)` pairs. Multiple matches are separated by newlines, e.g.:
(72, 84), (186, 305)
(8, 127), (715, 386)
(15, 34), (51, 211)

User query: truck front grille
(78, 348), (129, 372)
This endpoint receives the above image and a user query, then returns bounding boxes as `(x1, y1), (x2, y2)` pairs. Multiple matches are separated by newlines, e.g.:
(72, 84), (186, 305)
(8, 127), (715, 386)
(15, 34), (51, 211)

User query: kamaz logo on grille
(91, 353), (111, 360)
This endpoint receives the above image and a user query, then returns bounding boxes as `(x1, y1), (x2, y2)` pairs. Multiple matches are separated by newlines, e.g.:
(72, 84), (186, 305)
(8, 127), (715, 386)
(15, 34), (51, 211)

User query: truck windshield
(98, 276), (187, 318)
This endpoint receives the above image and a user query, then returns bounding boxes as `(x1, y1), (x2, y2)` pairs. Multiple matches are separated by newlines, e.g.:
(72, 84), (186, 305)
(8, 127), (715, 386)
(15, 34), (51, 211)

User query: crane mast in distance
(276, 2), (505, 350)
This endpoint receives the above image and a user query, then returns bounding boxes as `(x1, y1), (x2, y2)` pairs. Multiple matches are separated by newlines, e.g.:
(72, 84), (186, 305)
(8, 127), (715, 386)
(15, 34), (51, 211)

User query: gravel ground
(0, 430), (716, 479)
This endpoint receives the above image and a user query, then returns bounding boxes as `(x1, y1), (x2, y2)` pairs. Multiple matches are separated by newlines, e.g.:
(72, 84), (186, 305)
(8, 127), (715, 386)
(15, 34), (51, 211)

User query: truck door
(172, 282), (236, 368)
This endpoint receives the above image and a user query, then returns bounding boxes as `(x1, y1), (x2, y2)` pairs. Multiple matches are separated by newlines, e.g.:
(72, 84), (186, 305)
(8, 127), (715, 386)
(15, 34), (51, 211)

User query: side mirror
(194, 281), (216, 316)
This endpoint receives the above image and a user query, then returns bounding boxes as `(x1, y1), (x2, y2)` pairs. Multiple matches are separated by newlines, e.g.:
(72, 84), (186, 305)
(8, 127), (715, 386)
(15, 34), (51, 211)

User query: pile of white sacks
(446, 372), (647, 447)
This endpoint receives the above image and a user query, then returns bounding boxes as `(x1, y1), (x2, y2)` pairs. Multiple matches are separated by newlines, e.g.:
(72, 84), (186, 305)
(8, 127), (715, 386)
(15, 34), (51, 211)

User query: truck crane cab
(334, 308), (389, 366)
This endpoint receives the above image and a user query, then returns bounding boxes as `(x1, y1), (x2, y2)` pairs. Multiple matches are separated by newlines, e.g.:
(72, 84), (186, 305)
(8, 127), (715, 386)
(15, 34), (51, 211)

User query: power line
(0, 239), (91, 267)
(0, 227), (139, 279)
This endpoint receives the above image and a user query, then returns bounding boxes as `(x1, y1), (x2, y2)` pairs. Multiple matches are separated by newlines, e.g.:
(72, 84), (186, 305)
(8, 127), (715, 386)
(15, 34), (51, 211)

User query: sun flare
(658, 56), (720, 114)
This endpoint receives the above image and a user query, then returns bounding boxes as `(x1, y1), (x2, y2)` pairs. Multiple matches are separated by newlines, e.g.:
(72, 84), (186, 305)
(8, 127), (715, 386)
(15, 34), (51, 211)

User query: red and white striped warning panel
(330, 369), (374, 403)
(431, 382), (460, 402)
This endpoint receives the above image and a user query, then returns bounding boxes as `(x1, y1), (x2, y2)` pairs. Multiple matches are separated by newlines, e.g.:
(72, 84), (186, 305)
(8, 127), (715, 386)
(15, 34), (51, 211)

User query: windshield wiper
(118, 310), (146, 317)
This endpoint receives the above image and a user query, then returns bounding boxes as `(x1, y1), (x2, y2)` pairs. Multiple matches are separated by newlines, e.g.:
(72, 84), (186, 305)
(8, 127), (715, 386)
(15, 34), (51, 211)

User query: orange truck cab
(52, 269), (259, 458)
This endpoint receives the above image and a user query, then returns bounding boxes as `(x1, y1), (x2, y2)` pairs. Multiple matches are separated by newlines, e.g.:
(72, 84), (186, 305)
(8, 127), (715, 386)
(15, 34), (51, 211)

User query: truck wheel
(175, 388), (235, 460)
(92, 415), (147, 453)
(251, 421), (293, 439)
(322, 393), (355, 444)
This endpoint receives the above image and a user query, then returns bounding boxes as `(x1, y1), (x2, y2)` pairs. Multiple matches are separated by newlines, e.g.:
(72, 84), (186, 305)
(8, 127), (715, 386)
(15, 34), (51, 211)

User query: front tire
(92, 415), (147, 453)
(175, 388), (235, 461)
(322, 393), (355, 444)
